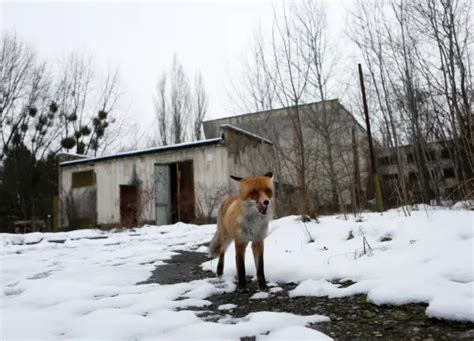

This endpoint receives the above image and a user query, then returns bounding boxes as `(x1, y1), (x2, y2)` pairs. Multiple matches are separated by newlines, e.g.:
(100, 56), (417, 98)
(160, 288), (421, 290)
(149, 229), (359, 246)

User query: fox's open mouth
(257, 203), (268, 215)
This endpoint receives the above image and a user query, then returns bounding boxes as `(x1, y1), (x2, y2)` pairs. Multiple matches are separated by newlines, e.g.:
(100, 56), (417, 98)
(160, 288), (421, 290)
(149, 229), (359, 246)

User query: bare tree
(170, 55), (191, 144)
(259, 5), (314, 215)
(193, 72), (207, 140)
(350, 0), (410, 205)
(231, 1), (366, 215)
(293, 0), (347, 211)
(54, 53), (121, 156)
(0, 33), (37, 158)
(351, 0), (473, 203)
(154, 72), (169, 146)
(154, 55), (209, 145)
(410, 0), (473, 181)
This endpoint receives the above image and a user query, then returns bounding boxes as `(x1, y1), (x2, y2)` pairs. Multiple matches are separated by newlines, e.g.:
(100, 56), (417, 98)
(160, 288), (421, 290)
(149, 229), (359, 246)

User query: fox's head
(231, 172), (274, 216)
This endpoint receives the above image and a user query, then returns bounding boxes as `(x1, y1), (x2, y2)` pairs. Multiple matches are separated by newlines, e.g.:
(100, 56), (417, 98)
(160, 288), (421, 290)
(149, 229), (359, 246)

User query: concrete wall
(220, 125), (275, 196)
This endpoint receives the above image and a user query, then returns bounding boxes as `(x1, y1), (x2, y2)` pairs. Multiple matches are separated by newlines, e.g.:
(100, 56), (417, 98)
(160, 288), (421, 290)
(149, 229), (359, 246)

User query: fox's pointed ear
(230, 175), (243, 182)
(263, 172), (273, 179)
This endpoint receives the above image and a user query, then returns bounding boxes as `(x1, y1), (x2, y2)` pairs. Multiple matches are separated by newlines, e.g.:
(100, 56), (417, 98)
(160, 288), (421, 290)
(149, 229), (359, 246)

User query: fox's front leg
(235, 240), (249, 292)
(252, 241), (267, 290)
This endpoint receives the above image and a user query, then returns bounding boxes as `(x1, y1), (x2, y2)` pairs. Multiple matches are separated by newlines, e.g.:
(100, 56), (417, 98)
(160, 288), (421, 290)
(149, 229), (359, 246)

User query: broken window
(426, 151), (436, 161)
(72, 170), (95, 188)
(443, 168), (455, 179)
(441, 148), (451, 159)
(378, 156), (396, 166)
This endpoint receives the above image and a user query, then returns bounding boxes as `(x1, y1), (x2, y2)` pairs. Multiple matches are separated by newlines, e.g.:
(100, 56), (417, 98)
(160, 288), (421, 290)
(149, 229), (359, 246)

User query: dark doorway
(169, 160), (195, 223)
(120, 185), (138, 227)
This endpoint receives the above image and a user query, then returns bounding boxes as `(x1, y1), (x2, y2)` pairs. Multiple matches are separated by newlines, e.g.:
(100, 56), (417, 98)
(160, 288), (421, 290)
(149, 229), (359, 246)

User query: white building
(58, 125), (273, 229)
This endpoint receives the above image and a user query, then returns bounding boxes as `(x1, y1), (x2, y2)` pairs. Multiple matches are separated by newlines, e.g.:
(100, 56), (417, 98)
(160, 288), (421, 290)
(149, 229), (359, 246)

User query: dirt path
(139, 249), (474, 340)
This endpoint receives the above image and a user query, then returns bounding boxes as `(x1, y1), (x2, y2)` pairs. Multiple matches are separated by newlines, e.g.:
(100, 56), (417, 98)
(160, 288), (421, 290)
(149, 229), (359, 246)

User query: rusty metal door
(154, 164), (171, 225)
(120, 185), (138, 227)
(177, 161), (195, 223)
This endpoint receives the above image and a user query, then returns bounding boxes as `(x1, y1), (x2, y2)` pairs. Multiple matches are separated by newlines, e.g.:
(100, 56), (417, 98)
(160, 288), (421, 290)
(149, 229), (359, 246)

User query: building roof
(204, 99), (340, 123)
(60, 138), (223, 167)
(220, 124), (273, 145)
(204, 98), (367, 135)
(57, 152), (89, 159)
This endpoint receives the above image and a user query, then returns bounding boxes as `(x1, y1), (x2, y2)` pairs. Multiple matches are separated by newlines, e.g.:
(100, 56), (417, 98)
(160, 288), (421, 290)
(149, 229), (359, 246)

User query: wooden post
(352, 127), (362, 210)
(358, 63), (384, 212)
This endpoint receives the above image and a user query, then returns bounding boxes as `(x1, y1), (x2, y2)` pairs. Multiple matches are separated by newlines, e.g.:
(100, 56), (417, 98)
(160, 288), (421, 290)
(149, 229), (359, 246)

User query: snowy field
(1, 206), (473, 339)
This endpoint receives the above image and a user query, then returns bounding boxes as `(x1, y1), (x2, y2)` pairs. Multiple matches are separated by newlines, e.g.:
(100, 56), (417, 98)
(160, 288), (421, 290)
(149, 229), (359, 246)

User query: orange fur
(208, 173), (274, 291)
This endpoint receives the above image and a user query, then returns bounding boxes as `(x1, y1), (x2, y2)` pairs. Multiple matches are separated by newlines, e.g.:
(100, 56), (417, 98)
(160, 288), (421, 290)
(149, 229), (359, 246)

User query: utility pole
(358, 63), (384, 212)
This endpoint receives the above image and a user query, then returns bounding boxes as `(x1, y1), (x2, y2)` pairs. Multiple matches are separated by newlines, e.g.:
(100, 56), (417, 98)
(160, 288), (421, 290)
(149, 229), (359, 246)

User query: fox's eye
(265, 189), (273, 197)
(249, 190), (258, 199)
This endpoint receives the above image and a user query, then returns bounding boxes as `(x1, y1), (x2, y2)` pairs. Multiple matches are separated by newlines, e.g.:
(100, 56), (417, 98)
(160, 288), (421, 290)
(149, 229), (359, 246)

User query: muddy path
(139, 249), (474, 340)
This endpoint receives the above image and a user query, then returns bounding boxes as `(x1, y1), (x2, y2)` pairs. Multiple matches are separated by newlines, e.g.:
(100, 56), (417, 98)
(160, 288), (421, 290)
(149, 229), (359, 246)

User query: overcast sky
(1, 0), (352, 139)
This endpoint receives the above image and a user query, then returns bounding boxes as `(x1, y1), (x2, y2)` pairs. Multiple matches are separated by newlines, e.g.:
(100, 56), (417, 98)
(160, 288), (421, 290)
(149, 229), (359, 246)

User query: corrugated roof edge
(220, 124), (273, 145)
(59, 137), (223, 167)
(57, 152), (88, 158)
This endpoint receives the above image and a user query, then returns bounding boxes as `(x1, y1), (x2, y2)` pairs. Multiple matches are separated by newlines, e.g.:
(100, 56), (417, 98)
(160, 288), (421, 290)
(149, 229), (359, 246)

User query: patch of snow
(169, 311), (329, 339)
(262, 325), (332, 340)
(251, 292), (270, 299)
(269, 286), (283, 293)
(452, 200), (474, 210)
(218, 303), (237, 310)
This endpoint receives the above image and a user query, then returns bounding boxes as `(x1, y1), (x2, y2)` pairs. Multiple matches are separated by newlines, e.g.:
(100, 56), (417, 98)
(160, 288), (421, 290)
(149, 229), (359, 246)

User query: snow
(204, 207), (474, 322)
(171, 312), (328, 339)
(251, 292), (270, 299)
(452, 200), (474, 210)
(269, 286), (283, 293)
(1, 222), (328, 339)
(260, 325), (332, 340)
(1, 206), (473, 339)
(218, 303), (237, 310)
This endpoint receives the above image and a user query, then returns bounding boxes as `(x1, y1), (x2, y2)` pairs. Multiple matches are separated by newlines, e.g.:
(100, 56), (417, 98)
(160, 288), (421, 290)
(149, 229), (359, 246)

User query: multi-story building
(376, 141), (461, 205)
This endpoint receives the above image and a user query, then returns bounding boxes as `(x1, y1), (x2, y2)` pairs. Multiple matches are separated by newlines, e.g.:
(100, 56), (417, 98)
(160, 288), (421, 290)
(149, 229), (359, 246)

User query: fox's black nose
(263, 200), (270, 206)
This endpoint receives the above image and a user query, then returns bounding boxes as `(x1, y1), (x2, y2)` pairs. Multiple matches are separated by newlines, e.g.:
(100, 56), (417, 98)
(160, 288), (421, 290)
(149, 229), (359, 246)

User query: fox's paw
(238, 286), (249, 294)
(257, 282), (267, 291)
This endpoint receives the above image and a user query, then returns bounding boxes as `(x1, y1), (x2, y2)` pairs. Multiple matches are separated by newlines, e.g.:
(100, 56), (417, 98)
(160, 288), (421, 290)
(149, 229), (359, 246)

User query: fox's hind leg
(217, 252), (225, 276)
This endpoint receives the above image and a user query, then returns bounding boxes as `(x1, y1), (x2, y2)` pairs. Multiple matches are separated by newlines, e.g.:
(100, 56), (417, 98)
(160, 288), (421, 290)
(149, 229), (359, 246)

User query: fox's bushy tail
(208, 230), (221, 258)
(208, 202), (231, 258)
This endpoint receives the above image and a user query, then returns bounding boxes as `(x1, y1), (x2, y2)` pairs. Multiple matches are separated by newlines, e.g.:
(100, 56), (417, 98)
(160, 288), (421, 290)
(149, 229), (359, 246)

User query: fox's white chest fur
(237, 201), (272, 242)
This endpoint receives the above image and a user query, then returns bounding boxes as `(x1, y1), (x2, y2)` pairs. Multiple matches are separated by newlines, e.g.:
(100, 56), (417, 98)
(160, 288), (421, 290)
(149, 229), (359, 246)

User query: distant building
(376, 141), (461, 204)
(58, 125), (272, 229)
(204, 99), (371, 213)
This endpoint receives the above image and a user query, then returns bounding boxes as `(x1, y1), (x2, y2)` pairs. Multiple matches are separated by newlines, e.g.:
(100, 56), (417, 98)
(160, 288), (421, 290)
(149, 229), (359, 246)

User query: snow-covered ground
(1, 206), (473, 339)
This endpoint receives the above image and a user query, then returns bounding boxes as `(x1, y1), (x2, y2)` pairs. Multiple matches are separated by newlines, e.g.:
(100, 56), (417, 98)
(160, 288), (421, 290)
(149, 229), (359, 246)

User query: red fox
(208, 172), (274, 292)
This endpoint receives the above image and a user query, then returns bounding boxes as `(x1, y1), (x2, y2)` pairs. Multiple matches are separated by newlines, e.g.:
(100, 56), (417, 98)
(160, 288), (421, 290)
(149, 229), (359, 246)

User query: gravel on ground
(139, 249), (474, 340)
